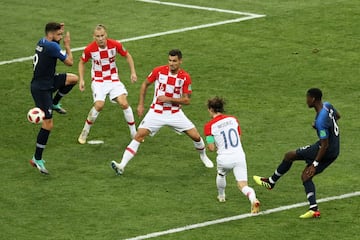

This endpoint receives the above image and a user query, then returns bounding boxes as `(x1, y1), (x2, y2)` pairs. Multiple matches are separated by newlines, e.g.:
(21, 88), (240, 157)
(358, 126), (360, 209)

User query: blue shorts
(295, 142), (338, 175)
(31, 73), (67, 119)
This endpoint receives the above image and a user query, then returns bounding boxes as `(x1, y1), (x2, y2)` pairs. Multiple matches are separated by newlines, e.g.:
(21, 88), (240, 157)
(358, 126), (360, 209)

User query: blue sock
(53, 84), (75, 105)
(303, 180), (318, 210)
(34, 128), (50, 160)
(271, 160), (292, 182)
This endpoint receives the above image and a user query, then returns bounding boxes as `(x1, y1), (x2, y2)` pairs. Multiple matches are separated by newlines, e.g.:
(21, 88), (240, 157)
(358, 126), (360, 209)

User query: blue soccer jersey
(314, 102), (340, 157)
(31, 38), (67, 90)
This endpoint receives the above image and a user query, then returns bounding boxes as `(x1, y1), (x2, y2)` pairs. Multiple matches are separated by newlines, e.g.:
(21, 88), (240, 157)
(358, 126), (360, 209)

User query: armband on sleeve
(206, 136), (215, 144)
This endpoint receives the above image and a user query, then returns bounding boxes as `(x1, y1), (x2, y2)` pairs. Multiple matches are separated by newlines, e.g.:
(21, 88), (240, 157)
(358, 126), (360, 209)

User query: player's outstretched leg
(111, 138), (141, 175)
(253, 152), (295, 189)
(78, 106), (100, 144)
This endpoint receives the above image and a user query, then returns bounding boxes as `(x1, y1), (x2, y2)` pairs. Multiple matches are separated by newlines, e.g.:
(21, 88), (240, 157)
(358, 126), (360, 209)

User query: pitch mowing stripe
(0, 1), (265, 66)
(124, 191), (360, 240)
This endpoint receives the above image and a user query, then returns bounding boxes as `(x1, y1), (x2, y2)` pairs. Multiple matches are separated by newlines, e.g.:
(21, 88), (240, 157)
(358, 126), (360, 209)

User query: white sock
(216, 174), (226, 196)
(123, 106), (136, 137)
(83, 107), (99, 132)
(193, 137), (206, 155)
(241, 186), (257, 203)
(119, 139), (141, 169)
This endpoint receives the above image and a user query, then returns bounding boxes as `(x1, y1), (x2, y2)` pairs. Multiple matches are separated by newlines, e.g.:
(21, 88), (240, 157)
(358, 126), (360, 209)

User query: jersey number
(220, 128), (239, 149)
(33, 53), (39, 71)
(329, 109), (339, 136)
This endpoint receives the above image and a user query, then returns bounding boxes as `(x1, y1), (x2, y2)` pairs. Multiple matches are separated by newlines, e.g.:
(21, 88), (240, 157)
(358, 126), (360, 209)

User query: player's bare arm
(157, 93), (191, 105)
(63, 31), (73, 66)
(78, 60), (86, 91)
(137, 80), (152, 117)
(335, 111), (341, 120)
(207, 142), (216, 152)
(125, 52), (137, 83)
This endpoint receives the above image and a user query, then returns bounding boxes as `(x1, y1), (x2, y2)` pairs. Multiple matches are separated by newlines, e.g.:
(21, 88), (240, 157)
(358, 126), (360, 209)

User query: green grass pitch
(0, 0), (359, 239)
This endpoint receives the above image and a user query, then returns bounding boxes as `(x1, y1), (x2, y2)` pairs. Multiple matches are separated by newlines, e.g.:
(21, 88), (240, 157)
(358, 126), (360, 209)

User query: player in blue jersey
(254, 88), (340, 218)
(29, 22), (78, 174)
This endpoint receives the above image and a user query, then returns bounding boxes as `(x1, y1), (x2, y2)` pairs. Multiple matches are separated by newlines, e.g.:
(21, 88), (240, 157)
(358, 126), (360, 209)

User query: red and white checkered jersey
(81, 39), (128, 82)
(204, 114), (244, 155)
(147, 65), (192, 114)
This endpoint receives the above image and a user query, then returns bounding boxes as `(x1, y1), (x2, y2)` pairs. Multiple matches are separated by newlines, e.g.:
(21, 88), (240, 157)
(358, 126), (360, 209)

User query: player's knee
(94, 102), (105, 111)
(134, 128), (149, 142)
(116, 97), (129, 109)
(119, 102), (129, 109)
(284, 151), (296, 162)
(67, 74), (78, 85)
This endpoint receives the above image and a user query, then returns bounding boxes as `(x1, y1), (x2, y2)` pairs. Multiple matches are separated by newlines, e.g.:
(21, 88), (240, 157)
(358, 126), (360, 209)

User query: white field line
(136, 0), (265, 17)
(124, 191), (360, 240)
(0, 1), (265, 66)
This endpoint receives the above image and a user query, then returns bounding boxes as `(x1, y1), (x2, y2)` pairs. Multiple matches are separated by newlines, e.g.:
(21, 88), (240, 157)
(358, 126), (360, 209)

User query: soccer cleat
(52, 103), (67, 114)
(30, 157), (49, 175)
(251, 199), (261, 214)
(253, 176), (274, 190)
(78, 129), (89, 144)
(299, 210), (321, 219)
(200, 155), (214, 168)
(217, 195), (226, 203)
(111, 161), (124, 175)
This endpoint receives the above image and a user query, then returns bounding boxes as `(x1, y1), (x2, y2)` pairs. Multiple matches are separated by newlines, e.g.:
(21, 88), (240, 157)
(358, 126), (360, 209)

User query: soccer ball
(27, 107), (45, 124)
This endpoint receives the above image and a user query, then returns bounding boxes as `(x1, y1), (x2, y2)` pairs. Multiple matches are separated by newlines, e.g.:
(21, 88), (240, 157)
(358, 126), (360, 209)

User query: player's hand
(79, 80), (85, 92)
(137, 104), (145, 117)
(130, 73), (137, 83)
(301, 165), (316, 182)
(63, 31), (71, 48)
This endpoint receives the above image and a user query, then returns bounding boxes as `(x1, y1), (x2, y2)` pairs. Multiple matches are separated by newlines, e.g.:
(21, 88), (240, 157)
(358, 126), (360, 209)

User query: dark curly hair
(207, 96), (225, 113)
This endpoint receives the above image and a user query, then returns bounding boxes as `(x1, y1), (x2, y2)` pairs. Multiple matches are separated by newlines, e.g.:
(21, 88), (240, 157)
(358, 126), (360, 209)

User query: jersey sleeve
(315, 111), (329, 139)
(182, 73), (192, 94)
(147, 66), (160, 83)
(115, 41), (128, 57)
(204, 122), (212, 136)
(49, 42), (67, 61)
(80, 47), (91, 63)
(236, 118), (242, 136)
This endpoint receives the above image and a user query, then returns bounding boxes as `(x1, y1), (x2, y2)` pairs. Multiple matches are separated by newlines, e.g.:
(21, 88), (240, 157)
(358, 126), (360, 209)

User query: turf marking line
(0, 1), (265, 66)
(124, 191), (360, 240)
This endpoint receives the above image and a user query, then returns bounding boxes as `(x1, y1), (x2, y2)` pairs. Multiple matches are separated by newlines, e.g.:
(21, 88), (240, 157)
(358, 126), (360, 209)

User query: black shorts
(296, 142), (337, 175)
(31, 73), (67, 119)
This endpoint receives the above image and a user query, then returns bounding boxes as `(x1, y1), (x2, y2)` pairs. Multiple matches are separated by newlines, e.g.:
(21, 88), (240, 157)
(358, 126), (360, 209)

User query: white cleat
(78, 129), (89, 144)
(217, 195), (226, 203)
(200, 155), (214, 168)
(111, 161), (124, 175)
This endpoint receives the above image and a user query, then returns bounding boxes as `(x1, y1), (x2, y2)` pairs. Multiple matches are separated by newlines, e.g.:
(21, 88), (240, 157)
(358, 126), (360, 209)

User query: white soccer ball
(27, 107), (45, 124)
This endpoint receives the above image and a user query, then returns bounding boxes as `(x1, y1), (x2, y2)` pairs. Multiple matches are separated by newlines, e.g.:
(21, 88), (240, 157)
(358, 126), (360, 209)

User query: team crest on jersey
(111, 49), (116, 56)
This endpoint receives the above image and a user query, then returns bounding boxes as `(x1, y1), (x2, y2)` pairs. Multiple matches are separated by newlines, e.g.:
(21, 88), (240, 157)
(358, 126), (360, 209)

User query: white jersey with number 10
(204, 115), (245, 156)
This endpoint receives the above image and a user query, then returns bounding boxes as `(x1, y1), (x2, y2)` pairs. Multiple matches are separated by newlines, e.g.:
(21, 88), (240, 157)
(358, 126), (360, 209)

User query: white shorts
(91, 81), (128, 103)
(217, 153), (248, 182)
(139, 109), (195, 136)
